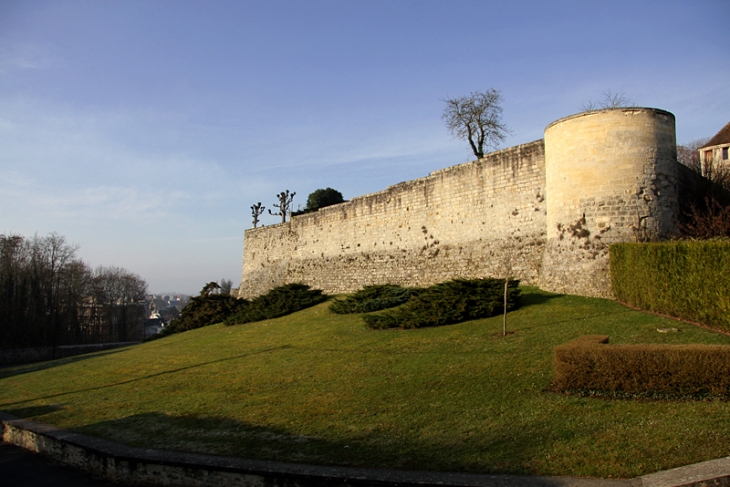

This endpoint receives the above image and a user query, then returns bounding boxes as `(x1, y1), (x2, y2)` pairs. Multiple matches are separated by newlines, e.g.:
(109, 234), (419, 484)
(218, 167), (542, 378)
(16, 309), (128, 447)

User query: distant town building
(699, 121), (730, 172)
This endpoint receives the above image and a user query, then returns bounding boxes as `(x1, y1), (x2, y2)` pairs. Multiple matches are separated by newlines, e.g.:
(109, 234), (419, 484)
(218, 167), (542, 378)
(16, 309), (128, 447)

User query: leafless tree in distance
(442, 89), (510, 159)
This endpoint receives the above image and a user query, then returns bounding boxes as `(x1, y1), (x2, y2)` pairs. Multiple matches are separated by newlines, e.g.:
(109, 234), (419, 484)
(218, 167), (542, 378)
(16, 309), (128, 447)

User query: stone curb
(1, 412), (728, 487)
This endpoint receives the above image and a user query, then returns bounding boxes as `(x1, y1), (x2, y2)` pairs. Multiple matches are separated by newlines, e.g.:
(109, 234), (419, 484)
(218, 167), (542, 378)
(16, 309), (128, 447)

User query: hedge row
(610, 241), (730, 332)
(553, 335), (730, 398)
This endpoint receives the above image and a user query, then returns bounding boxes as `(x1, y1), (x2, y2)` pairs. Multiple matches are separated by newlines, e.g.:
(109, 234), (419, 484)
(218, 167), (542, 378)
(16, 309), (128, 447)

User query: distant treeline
(0, 232), (148, 350)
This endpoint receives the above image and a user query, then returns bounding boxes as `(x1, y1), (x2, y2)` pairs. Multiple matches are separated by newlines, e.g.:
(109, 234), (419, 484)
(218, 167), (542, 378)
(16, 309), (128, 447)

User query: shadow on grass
(0, 345), (294, 409)
(73, 411), (566, 479)
(0, 349), (131, 381)
(3, 404), (63, 419)
(518, 289), (563, 309)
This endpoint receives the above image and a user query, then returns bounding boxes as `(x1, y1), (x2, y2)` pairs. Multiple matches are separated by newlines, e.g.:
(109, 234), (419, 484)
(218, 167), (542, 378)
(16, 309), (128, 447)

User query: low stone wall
(0, 342), (139, 366)
(3, 412), (729, 487)
(1, 412), (628, 487)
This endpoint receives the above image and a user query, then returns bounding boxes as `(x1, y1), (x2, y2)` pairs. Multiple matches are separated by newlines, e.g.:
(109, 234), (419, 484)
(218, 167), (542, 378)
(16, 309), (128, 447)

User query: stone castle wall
(239, 140), (547, 298)
(240, 108), (681, 299)
(540, 108), (678, 297)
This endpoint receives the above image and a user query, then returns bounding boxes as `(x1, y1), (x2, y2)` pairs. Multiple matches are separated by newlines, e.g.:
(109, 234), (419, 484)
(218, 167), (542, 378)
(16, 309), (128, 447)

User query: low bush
(159, 283), (248, 337)
(610, 241), (730, 332)
(363, 278), (520, 330)
(553, 335), (730, 399)
(224, 283), (327, 326)
(329, 284), (419, 314)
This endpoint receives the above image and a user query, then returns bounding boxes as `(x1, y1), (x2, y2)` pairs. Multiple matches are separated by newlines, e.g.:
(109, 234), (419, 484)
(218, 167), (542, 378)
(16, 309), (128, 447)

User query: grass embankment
(2, 287), (730, 479)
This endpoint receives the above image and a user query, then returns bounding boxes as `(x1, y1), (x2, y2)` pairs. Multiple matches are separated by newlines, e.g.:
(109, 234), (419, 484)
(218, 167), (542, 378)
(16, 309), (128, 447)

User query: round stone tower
(540, 108), (678, 297)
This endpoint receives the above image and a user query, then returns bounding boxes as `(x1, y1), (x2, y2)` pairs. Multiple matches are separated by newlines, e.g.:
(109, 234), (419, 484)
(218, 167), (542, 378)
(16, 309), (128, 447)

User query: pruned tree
(581, 90), (635, 111)
(251, 202), (265, 228)
(269, 190), (296, 223)
(442, 89), (510, 159)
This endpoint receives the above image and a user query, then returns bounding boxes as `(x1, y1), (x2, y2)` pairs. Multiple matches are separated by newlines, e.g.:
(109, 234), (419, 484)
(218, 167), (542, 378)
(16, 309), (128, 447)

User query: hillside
(1, 287), (729, 478)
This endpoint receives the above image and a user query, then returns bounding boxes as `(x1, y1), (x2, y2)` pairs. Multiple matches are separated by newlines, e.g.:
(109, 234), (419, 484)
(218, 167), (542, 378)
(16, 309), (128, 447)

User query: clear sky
(1, 0), (728, 294)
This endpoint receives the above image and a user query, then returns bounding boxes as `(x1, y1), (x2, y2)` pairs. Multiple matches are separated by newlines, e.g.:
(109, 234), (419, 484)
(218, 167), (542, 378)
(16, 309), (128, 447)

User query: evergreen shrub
(553, 335), (730, 399)
(363, 278), (520, 330)
(224, 283), (327, 325)
(160, 285), (248, 337)
(329, 284), (419, 314)
(610, 241), (730, 332)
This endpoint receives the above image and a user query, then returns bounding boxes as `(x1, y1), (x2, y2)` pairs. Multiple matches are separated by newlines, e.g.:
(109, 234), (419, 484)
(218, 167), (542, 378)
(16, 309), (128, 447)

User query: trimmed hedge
(329, 284), (419, 314)
(363, 278), (521, 330)
(224, 283), (327, 325)
(553, 335), (730, 398)
(610, 241), (730, 332)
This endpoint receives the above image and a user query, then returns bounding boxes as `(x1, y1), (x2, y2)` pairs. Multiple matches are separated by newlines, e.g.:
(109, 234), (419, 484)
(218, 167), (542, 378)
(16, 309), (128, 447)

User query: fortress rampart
(239, 108), (682, 299)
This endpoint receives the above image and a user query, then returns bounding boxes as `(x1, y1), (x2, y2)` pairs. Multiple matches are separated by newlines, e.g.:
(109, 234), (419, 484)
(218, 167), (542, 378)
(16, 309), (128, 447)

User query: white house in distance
(700, 121), (730, 172)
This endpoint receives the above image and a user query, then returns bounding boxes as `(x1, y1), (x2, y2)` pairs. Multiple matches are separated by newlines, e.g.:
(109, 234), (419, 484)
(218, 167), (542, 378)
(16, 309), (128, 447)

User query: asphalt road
(0, 442), (133, 487)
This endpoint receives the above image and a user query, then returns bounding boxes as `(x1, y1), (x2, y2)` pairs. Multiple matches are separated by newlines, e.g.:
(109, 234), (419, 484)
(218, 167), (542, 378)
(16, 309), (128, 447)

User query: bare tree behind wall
(581, 90), (635, 111)
(269, 190), (296, 223)
(442, 89), (510, 160)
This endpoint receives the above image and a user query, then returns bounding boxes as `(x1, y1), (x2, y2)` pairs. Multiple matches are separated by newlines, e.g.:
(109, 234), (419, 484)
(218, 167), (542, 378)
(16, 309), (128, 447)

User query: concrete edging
(1, 412), (728, 487)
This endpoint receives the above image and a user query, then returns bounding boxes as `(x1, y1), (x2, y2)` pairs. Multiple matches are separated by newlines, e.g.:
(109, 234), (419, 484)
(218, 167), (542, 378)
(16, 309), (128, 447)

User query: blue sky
(1, 0), (728, 294)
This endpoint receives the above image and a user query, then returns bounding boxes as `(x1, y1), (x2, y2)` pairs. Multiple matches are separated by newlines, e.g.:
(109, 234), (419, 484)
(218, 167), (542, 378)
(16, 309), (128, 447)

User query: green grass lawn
(2, 287), (730, 479)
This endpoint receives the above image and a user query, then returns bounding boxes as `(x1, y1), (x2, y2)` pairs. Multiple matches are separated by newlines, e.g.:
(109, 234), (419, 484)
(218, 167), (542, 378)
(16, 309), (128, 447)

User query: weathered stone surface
(540, 108), (678, 297)
(240, 108), (684, 300)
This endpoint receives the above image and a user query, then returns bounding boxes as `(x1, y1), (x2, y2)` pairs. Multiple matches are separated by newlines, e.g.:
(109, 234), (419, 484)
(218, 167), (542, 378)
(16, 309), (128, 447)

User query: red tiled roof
(700, 121), (730, 149)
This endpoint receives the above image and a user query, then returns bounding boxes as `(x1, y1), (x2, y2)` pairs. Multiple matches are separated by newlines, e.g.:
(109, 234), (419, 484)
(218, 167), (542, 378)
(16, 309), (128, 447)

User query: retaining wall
(3, 413), (729, 487)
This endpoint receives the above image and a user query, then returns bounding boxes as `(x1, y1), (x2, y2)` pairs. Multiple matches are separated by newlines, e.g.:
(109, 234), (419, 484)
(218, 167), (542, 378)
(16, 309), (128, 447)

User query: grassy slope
(2, 287), (730, 478)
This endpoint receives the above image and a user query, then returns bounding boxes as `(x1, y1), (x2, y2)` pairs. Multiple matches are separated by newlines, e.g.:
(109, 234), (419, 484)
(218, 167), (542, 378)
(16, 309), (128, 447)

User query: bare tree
(269, 190), (296, 223)
(442, 89), (510, 159)
(581, 90), (635, 111)
(677, 138), (730, 239)
(677, 138), (710, 171)
(678, 137), (730, 189)
(251, 202), (265, 228)
(0, 232), (150, 348)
